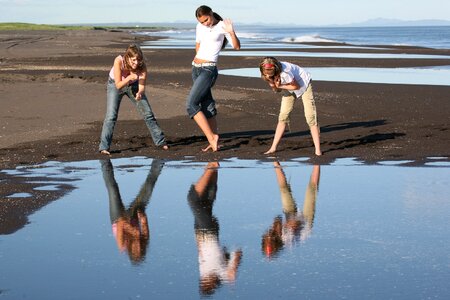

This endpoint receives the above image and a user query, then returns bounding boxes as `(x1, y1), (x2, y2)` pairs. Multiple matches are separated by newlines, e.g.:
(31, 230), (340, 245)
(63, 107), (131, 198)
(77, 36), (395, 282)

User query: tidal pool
(219, 50), (450, 60)
(219, 67), (450, 86)
(1, 157), (449, 299)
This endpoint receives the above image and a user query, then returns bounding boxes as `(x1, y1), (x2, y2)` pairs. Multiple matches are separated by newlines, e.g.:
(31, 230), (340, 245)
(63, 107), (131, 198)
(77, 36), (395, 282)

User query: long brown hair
(195, 5), (228, 49)
(123, 44), (145, 73)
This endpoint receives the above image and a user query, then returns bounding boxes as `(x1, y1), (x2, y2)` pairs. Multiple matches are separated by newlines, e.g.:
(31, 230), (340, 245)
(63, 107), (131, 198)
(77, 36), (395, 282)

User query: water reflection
(101, 159), (164, 265)
(187, 162), (243, 296)
(262, 162), (320, 259)
(1, 158), (449, 299)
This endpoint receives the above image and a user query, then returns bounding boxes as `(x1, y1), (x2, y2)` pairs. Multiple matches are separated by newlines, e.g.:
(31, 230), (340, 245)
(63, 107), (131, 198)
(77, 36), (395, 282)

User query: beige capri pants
(278, 82), (317, 127)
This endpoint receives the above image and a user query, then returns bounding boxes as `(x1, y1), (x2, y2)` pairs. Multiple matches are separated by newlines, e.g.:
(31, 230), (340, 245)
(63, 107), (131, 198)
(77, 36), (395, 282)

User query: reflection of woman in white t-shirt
(186, 5), (241, 152)
(187, 162), (243, 296)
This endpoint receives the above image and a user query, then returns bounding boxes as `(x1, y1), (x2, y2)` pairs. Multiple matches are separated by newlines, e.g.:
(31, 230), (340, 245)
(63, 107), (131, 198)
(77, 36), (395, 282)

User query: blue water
(1, 157), (450, 299)
(219, 67), (450, 86)
(219, 50), (450, 60)
(139, 25), (450, 49)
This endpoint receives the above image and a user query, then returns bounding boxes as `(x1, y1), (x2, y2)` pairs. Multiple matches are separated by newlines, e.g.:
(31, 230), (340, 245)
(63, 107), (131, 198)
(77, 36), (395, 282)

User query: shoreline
(0, 29), (449, 170)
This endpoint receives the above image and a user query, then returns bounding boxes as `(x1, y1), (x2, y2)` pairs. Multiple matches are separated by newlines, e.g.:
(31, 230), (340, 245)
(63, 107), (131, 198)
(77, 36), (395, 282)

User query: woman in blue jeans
(99, 44), (168, 155)
(186, 5), (241, 152)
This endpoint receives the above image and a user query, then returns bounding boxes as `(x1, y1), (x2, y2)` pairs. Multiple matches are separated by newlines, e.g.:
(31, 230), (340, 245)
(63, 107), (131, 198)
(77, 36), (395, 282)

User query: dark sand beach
(1, 28), (450, 234)
(1, 29), (449, 169)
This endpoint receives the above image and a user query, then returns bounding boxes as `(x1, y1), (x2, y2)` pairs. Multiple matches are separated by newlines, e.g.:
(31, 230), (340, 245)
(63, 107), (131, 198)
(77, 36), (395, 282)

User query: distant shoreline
(0, 22), (172, 31)
(2, 21), (450, 30)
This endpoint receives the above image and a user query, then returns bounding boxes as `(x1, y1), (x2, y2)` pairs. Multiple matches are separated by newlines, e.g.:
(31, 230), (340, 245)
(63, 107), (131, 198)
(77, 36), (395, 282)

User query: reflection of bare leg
(303, 165), (320, 228)
(310, 165), (320, 187)
(193, 112), (219, 152)
(194, 162), (219, 196)
(310, 125), (322, 156)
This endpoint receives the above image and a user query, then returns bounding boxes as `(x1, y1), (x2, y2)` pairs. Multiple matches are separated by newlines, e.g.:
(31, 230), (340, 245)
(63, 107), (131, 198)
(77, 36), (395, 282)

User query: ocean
(139, 25), (450, 49)
(138, 24), (450, 86)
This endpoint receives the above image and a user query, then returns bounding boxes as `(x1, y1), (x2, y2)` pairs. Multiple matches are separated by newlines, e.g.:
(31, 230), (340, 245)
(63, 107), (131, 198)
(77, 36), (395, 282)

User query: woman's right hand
(127, 73), (139, 83)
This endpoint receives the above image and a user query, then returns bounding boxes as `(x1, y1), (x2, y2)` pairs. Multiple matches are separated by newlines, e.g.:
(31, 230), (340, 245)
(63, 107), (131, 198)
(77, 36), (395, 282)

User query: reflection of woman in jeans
(186, 5), (240, 152)
(101, 158), (164, 264)
(262, 162), (320, 259)
(187, 162), (242, 296)
(99, 44), (167, 155)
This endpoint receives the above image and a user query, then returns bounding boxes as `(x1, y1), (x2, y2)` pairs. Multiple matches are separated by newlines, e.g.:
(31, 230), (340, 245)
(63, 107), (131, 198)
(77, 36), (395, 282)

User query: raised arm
(223, 19), (241, 50)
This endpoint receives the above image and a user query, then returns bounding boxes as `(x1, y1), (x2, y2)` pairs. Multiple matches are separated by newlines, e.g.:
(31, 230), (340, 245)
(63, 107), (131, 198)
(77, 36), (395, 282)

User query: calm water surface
(220, 67), (450, 86)
(1, 157), (449, 299)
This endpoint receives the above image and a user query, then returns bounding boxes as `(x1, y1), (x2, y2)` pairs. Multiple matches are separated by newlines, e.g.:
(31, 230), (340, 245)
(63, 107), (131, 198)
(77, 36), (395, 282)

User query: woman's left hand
(223, 19), (235, 33)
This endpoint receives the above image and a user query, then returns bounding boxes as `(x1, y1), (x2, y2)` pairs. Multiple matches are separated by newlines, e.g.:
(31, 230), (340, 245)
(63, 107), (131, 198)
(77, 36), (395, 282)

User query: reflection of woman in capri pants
(262, 162), (321, 258)
(259, 56), (322, 156)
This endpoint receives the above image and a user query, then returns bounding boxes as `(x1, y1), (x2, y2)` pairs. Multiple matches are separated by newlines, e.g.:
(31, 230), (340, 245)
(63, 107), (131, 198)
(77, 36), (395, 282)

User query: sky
(2, 0), (450, 26)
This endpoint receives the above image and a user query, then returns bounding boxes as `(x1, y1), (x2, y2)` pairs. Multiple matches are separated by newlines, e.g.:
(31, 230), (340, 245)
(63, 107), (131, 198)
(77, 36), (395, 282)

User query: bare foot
(202, 144), (213, 152)
(315, 150), (322, 156)
(100, 150), (111, 155)
(202, 143), (223, 152)
(202, 134), (219, 152)
(264, 149), (276, 155)
(161, 145), (169, 150)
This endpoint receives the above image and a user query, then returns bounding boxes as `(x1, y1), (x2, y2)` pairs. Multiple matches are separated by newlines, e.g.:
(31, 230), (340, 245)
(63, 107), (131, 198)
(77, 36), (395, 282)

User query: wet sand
(0, 29), (450, 170)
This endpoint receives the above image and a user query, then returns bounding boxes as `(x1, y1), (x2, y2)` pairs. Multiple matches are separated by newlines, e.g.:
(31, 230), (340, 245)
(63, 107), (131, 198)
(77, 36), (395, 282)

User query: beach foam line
(280, 34), (338, 44)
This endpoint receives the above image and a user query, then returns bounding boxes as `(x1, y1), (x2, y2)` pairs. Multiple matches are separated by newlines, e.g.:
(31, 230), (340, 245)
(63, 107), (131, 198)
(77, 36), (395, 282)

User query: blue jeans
(186, 65), (218, 119)
(99, 78), (166, 151)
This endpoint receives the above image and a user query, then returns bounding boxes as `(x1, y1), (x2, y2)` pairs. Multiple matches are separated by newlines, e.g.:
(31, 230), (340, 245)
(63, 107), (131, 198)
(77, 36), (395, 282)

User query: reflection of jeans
(186, 66), (218, 119)
(99, 78), (166, 151)
(101, 159), (164, 223)
(187, 183), (219, 234)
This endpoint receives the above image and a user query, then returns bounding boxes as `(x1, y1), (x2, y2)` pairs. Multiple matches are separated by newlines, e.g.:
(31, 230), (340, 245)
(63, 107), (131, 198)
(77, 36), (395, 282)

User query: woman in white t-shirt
(259, 57), (322, 156)
(186, 5), (241, 152)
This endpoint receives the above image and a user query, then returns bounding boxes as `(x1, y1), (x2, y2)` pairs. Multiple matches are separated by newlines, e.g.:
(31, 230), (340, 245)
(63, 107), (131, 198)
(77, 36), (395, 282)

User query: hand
(127, 73), (138, 83)
(222, 19), (235, 33)
(135, 91), (142, 100)
(274, 76), (281, 87)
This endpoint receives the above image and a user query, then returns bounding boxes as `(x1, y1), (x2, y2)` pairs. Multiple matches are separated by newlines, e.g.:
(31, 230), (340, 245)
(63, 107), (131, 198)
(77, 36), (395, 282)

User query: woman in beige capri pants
(259, 57), (322, 156)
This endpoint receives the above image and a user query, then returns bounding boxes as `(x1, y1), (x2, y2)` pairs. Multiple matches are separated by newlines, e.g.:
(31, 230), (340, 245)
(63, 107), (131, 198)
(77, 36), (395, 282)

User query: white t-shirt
(280, 62), (312, 98)
(198, 236), (238, 281)
(195, 20), (234, 63)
